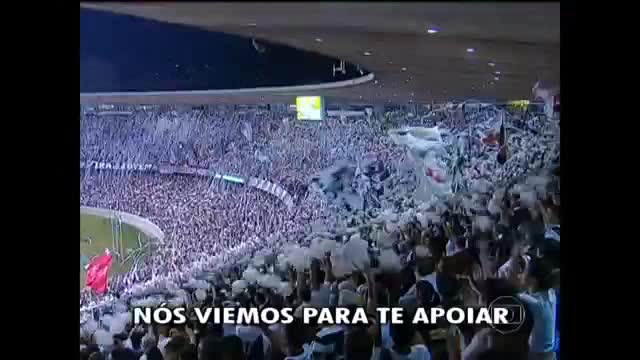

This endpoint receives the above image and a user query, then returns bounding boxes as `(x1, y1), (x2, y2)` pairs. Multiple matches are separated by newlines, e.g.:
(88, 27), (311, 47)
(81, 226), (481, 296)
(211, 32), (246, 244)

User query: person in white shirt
(157, 333), (170, 356)
(399, 254), (441, 306)
(519, 257), (557, 360)
(153, 324), (171, 357)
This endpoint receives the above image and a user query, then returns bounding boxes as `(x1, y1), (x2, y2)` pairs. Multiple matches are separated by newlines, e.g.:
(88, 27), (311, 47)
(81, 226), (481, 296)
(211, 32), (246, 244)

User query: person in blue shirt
(519, 257), (557, 360)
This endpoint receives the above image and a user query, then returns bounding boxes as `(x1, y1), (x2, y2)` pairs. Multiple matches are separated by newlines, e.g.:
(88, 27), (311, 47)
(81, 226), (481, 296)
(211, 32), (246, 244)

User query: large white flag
(241, 122), (253, 142)
(389, 126), (451, 202)
(533, 81), (559, 119)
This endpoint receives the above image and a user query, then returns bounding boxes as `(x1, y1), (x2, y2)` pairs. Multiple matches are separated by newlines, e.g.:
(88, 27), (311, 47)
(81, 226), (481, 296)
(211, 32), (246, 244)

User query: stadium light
(466, 48), (476, 53)
(427, 28), (439, 34)
(488, 62), (496, 67)
(315, 38), (323, 43)
(401, 67), (407, 72)
(363, 51), (372, 56)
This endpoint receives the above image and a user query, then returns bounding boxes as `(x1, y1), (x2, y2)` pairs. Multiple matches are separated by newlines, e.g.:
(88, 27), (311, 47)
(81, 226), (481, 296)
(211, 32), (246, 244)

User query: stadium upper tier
(80, 3), (559, 104)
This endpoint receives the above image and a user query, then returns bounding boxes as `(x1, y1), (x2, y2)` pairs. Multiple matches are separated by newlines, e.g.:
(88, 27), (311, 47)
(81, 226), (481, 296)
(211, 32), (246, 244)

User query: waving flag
(85, 251), (113, 295)
(497, 112), (509, 165)
(241, 122), (253, 142)
(426, 167), (446, 183)
(388, 126), (444, 153)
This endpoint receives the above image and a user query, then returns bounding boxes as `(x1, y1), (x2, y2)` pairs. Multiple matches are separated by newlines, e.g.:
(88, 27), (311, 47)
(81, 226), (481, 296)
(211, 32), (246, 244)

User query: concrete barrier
(80, 73), (374, 98)
(80, 206), (165, 242)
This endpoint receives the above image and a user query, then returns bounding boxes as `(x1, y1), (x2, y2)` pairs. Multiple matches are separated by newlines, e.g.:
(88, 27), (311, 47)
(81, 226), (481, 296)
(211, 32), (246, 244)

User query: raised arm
(288, 266), (297, 297)
(363, 268), (382, 349)
(296, 269), (308, 304)
(536, 199), (552, 225)
(310, 258), (322, 291)
(364, 268), (377, 315)
(258, 321), (286, 360)
(477, 238), (496, 279)
(446, 325), (462, 360)
(497, 239), (527, 283)
(324, 253), (335, 283)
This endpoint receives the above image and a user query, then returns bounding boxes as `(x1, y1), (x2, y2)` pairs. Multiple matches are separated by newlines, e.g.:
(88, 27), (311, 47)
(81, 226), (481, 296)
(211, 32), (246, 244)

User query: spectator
(283, 317), (311, 359)
(140, 335), (164, 360)
(111, 333), (138, 360)
(519, 258), (557, 360)
(165, 336), (197, 360)
(221, 336), (247, 360)
(199, 335), (223, 360)
(155, 325), (172, 357)
(89, 352), (106, 360)
(375, 307), (431, 360)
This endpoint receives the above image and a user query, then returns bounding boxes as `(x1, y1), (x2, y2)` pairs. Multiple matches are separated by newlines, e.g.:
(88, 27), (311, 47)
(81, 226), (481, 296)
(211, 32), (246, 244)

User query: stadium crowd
(80, 103), (560, 360)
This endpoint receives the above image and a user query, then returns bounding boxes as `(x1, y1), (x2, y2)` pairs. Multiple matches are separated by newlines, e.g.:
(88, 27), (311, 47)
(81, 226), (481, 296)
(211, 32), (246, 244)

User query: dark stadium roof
(80, 3), (559, 105)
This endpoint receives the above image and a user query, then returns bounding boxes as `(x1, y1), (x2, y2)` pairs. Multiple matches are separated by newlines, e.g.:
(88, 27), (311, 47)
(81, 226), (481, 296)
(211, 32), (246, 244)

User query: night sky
(80, 9), (368, 93)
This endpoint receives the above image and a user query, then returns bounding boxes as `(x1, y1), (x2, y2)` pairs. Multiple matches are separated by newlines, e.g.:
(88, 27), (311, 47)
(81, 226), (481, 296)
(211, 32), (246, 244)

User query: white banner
(249, 177), (294, 208)
(80, 161), (155, 172)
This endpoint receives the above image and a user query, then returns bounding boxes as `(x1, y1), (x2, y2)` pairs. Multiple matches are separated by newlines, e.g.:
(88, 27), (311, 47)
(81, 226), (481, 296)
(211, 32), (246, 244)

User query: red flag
(482, 132), (499, 145)
(85, 252), (113, 295)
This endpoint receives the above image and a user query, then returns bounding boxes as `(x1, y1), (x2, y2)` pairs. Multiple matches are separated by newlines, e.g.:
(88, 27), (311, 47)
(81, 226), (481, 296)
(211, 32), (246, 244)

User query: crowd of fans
(80, 103), (560, 360)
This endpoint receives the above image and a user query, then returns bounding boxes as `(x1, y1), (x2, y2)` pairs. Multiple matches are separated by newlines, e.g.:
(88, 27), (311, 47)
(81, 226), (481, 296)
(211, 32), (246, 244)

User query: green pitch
(80, 213), (147, 290)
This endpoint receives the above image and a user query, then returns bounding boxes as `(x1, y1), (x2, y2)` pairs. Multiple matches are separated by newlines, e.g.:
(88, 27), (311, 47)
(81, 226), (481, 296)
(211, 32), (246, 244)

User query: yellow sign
(296, 96), (323, 120)
(507, 100), (530, 112)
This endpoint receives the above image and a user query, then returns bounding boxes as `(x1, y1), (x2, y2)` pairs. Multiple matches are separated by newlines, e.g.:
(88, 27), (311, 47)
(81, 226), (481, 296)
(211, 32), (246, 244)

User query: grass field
(80, 213), (147, 290)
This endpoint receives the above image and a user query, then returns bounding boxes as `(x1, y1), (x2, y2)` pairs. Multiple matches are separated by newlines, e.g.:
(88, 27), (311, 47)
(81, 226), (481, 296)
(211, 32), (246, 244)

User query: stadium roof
(80, 3), (559, 105)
